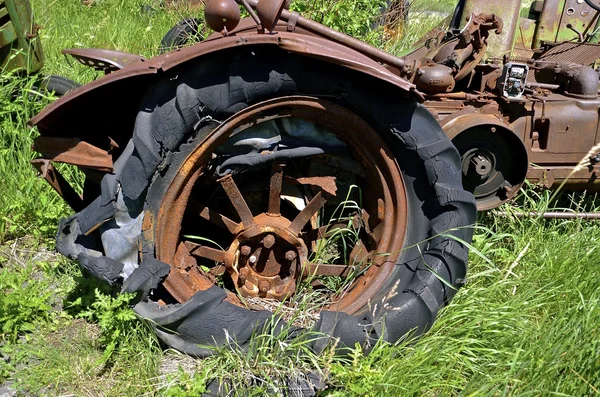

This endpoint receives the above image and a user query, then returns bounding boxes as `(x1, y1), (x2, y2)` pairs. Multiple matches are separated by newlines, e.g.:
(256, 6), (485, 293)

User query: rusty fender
(29, 30), (419, 146)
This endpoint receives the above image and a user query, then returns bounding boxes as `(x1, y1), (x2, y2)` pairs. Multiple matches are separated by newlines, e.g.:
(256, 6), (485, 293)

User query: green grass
(1, 0), (600, 395)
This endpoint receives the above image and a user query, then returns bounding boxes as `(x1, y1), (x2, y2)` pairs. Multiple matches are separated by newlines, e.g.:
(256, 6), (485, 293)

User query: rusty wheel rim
(152, 96), (408, 314)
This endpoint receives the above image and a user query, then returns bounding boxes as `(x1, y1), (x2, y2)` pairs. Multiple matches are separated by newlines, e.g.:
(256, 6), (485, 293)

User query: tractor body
(401, 0), (600, 209)
(28, 0), (600, 212)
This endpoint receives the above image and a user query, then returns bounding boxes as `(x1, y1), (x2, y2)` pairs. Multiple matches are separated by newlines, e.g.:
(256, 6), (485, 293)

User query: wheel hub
(462, 148), (497, 182)
(470, 154), (493, 177)
(225, 213), (308, 301)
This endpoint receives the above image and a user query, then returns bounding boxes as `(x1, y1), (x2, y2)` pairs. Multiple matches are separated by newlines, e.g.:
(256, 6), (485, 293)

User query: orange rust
(33, 137), (113, 172)
(293, 176), (338, 196)
(151, 96), (407, 314)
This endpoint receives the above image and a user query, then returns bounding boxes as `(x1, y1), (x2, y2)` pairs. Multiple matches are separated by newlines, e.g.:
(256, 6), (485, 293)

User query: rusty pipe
(243, 0), (407, 70)
(238, 0), (262, 26)
(527, 82), (559, 90)
(495, 211), (600, 220)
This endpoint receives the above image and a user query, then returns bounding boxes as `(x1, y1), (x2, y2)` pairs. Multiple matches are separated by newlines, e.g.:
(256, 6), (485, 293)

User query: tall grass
(0, 72), (69, 242)
(1, 0), (599, 395)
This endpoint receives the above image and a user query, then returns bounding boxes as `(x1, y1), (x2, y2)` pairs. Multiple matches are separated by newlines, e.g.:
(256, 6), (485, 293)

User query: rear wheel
(62, 49), (476, 355)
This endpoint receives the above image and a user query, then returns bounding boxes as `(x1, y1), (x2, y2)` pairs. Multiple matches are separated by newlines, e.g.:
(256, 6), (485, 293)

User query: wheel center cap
(225, 213), (308, 301)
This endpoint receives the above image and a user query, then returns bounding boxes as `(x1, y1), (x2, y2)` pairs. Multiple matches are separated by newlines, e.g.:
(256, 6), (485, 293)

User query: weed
(76, 289), (140, 362)
(1, 0), (600, 396)
(162, 318), (334, 397)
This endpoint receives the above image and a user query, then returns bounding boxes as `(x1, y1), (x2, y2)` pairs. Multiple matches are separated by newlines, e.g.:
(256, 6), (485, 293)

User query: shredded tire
(159, 18), (203, 53)
(56, 47), (476, 360)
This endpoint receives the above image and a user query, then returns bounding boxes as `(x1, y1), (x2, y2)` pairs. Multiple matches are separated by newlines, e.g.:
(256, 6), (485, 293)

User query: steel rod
(244, 0), (407, 70)
(495, 211), (600, 220)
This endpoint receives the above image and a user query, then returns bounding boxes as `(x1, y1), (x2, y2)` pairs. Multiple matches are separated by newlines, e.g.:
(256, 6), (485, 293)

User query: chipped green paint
(453, 0), (600, 62)
(532, 0), (599, 47)
(513, 17), (537, 58)
(0, 0), (44, 73)
(533, 0), (565, 48)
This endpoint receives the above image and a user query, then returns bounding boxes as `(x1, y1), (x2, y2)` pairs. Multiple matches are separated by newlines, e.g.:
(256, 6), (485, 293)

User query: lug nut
(258, 280), (271, 294)
(285, 250), (297, 261)
(262, 234), (276, 249)
(239, 268), (249, 284)
(240, 245), (252, 256)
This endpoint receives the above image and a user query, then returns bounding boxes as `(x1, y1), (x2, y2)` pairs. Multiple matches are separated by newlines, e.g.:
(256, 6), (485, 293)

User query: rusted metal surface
(29, 0), (600, 215)
(410, 0), (600, 209)
(219, 174), (256, 227)
(441, 113), (528, 210)
(152, 96), (407, 313)
(33, 136), (113, 172)
(254, 0), (286, 32)
(534, 0), (599, 48)
(457, 0), (519, 60)
(26, 0), (600, 344)
(245, 0), (409, 72)
(29, 27), (417, 139)
(62, 48), (146, 73)
(292, 176), (338, 196)
(267, 163), (284, 216)
(537, 42), (600, 65)
(205, 0), (240, 33)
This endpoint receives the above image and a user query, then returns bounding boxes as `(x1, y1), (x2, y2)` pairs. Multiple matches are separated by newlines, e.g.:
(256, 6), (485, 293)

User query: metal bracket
(31, 159), (85, 212)
(287, 12), (299, 32)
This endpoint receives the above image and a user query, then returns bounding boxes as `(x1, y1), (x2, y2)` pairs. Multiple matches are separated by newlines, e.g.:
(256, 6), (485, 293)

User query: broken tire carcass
(29, 0), (476, 356)
(159, 18), (204, 53)
(37, 75), (80, 97)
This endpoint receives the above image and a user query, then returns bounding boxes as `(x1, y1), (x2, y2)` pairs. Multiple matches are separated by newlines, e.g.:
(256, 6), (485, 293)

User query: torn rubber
(54, 48), (476, 363)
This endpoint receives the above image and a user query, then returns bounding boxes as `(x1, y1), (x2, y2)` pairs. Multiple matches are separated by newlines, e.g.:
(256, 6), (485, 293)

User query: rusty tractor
(37, 0), (600, 362)
(1, 0), (78, 95)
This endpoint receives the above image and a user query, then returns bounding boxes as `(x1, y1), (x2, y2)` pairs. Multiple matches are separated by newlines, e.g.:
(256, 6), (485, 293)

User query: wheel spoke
(267, 163), (284, 216)
(304, 263), (353, 277)
(288, 191), (327, 235)
(185, 241), (227, 263)
(209, 264), (227, 276)
(349, 240), (370, 264)
(301, 214), (362, 241)
(286, 175), (338, 196)
(219, 174), (255, 227)
(301, 222), (347, 241)
(188, 199), (240, 234)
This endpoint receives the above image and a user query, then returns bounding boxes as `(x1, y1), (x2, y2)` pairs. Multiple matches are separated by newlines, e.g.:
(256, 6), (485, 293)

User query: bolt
(262, 234), (276, 249)
(240, 245), (252, 256)
(258, 280), (271, 294)
(285, 250), (297, 261)
(239, 268), (249, 284)
(249, 255), (257, 264)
